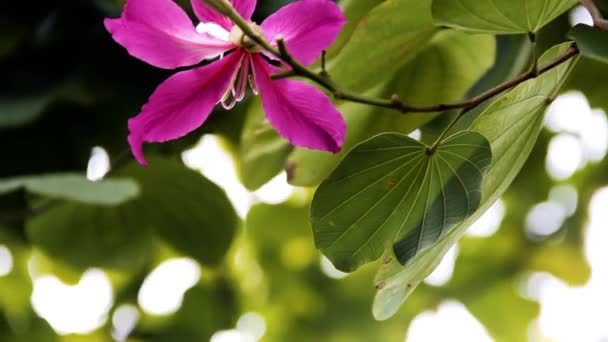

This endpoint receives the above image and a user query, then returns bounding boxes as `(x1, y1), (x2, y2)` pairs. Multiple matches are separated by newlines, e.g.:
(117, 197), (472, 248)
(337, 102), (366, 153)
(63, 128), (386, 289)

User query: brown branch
(203, 0), (579, 116)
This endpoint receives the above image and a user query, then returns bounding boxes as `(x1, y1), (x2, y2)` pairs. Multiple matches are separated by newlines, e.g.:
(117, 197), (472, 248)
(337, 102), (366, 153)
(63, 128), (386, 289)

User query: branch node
(275, 35), (289, 59)
(320, 50), (329, 78)
(528, 32), (539, 76)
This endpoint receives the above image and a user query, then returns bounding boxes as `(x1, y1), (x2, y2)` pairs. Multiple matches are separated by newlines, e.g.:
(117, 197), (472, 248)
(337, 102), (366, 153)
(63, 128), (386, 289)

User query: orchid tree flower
(105, 0), (347, 165)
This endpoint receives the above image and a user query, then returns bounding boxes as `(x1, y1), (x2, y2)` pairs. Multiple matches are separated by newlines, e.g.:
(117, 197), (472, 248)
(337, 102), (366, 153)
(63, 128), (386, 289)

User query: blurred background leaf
(0, 0), (606, 341)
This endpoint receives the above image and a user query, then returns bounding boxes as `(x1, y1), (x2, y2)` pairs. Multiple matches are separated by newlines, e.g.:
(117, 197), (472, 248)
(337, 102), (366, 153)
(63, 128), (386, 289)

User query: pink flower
(105, 0), (347, 165)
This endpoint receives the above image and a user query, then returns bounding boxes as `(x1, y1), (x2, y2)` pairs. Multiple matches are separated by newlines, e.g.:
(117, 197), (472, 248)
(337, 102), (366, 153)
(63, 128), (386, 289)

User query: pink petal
(105, 0), (233, 69)
(251, 55), (345, 153)
(191, 0), (256, 29)
(230, 0), (257, 19)
(191, 0), (232, 30)
(129, 50), (244, 165)
(261, 0), (346, 66)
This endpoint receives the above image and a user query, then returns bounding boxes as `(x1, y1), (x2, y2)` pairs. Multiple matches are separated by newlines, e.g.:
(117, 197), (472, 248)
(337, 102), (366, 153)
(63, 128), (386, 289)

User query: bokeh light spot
(467, 199), (506, 237)
(236, 312), (266, 342)
(86, 146), (110, 181)
(31, 269), (113, 335)
(112, 304), (140, 341)
(138, 258), (200, 316)
(406, 300), (492, 342)
(253, 171), (294, 204)
(569, 6), (593, 26)
(0, 245), (14, 277)
(183, 135), (252, 218)
(546, 134), (584, 180)
(525, 202), (567, 239)
(549, 185), (578, 217)
(424, 245), (458, 287)
(320, 256), (348, 280)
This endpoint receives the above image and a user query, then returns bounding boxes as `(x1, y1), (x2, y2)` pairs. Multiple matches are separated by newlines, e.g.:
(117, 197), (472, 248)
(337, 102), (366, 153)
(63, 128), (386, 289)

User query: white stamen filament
(234, 56), (250, 102)
(201, 21), (262, 109)
(220, 56), (257, 110)
(248, 74), (259, 95)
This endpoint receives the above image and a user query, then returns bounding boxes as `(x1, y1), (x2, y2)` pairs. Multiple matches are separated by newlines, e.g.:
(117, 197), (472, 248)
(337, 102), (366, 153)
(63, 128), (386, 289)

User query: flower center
(229, 22), (263, 53)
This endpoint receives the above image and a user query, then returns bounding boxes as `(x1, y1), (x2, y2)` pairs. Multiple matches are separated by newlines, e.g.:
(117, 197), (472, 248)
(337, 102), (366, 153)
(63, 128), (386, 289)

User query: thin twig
(205, 0), (580, 116)
(427, 44), (579, 151)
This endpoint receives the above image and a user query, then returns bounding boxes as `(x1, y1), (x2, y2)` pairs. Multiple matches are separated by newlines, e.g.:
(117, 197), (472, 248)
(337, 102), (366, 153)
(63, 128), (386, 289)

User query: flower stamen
(229, 22), (263, 52)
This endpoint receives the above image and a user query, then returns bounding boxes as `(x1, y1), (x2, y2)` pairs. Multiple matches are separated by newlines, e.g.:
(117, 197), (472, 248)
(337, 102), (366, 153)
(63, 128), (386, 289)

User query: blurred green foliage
(0, 0), (606, 341)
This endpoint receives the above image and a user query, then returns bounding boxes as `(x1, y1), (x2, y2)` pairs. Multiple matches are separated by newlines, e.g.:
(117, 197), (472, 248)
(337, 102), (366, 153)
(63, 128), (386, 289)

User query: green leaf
(370, 30), (497, 136)
(0, 231), (34, 333)
(432, 0), (577, 34)
(329, 0), (437, 92)
(311, 131), (492, 272)
(286, 97), (381, 187)
(449, 233), (540, 342)
(134, 281), (238, 341)
(466, 281), (539, 342)
(239, 99), (292, 191)
(325, 0), (387, 58)
(372, 43), (579, 320)
(385, 31), (496, 109)
(117, 158), (238, 266)
(26, 201), (156, 270)
(568, 24), (608, 64)
(564, 56), (608, 110)
(287, 30), (496, 187)
(528, 245), (591, 285)
(467, 34), (533, 97)
(0, 174), (139, 206)
(0, 95), (50, 128)
(246, 202), (316, 270)
(26, 158), (239, 270)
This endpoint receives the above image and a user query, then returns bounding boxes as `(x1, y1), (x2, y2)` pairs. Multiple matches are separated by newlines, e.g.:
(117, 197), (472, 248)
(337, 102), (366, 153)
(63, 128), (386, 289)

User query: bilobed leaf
(288, 30), (496, 187)
(239, 99), (292, 191)
(0, 173), (139, 205)
(311, 131), (492, 272)
(568, 24), (608, 64)
(329, 0), (437, 92)
(432, 0), (577, 34)
(372, 43), (579, 320)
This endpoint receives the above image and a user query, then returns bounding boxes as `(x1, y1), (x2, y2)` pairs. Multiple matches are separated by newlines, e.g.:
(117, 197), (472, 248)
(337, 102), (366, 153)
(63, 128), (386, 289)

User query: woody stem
(200, 0), (580, 119)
